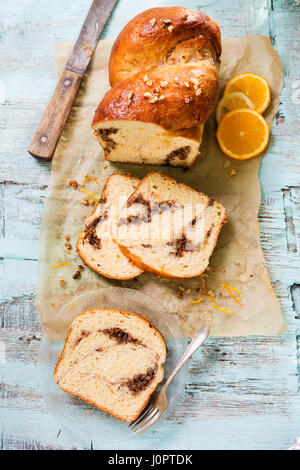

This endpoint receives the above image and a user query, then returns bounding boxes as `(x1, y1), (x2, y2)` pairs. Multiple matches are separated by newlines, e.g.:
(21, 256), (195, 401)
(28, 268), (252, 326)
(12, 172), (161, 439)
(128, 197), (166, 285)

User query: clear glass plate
(38, 287), (189, 447)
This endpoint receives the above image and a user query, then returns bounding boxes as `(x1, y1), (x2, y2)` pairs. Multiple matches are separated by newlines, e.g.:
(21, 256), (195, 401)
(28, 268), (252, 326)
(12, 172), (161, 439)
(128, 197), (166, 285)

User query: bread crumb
(184, 82), (190, 88)
(185, 288), (191, 294)
(195, 88), (202, 96)
(65, 234), (70, 241)
(60, 280), (66, 287)
(65, 242), (72, 249)
(72, 270), (81, 280)
(168, 25), (174, 32)
(159, 95), (165, 101)
(160, 80), (168, 87)
(68, 179), (78, 190)
(190, 77), (199, 87)
(178, 286), (185, 291)
(146, 80), (153, 86)
(144, 91), (152, 98)
(224, 160), (231, 168)
(82, 198), (89, 205)
(230, 169), (237, 176)
(149, 18), (156, 26)
(103, 163), (107, 169)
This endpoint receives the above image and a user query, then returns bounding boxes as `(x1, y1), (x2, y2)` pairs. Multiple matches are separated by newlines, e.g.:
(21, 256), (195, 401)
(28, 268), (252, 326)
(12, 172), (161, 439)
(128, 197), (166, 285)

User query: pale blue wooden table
(0, 0), (299, 450)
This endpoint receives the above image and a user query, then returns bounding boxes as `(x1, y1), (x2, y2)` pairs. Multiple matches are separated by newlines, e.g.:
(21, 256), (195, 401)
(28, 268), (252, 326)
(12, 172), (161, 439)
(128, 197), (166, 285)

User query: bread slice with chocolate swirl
(114, 172), (226, 278)
(53, 308), (166, 422)
(77, 173), (143, 279)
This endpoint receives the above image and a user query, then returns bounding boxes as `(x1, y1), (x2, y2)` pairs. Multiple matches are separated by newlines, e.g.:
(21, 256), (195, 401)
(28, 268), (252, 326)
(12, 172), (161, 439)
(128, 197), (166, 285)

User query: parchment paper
(36, 35), (285, 339)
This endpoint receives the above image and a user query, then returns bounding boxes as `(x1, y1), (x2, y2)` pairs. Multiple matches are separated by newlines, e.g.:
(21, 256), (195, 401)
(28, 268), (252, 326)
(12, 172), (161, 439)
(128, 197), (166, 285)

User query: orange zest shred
(200, 278), (213, 302)
(221, 283), (243, 305)
(201, 278), (215, 303)
(202, 278), (208, 295)
(83, 176), (98, 184)
(83, 46), (94, 58)
(224, 287), (243, 305)
(79, 188), (100, 202)
(51, 262), (71, 269)
(189, 298), (203, 305)
(212, 305), (233, 314)
(221, 283), (241, 294)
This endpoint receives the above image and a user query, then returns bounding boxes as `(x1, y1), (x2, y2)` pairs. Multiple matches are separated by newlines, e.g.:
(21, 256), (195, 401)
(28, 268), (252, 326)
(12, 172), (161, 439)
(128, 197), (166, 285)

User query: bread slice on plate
(114, 172), (226, 278)
(53, 308), (166, 423)
(77, 173), (143, 280)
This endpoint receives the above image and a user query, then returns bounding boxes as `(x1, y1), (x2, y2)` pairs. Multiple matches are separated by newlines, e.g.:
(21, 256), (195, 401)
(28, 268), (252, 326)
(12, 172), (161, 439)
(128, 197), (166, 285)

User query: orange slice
(216, 108), (270, 160)
(216, 92), (254, 122)
(224, 73), (271, 114)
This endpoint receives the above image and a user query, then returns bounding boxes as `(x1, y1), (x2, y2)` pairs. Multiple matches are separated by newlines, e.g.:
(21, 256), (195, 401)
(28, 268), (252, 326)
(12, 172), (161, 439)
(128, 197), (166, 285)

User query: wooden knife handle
(28, 69), (83, 159)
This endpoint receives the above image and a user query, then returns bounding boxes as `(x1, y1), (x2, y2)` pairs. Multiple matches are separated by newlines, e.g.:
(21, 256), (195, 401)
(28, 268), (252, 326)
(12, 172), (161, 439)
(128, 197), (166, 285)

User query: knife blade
(28, 0), (118, 159)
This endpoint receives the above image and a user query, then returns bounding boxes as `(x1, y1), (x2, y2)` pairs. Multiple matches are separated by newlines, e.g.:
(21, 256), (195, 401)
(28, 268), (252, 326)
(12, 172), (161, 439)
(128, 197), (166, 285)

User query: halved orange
(216, 92), (254, 122)
(216, 108), (270, 160)
(223, 73), (271, 114)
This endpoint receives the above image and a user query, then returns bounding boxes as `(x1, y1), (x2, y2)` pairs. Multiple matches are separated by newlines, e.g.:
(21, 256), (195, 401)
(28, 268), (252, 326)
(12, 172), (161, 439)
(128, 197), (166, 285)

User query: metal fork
(129, 323), (210, 435)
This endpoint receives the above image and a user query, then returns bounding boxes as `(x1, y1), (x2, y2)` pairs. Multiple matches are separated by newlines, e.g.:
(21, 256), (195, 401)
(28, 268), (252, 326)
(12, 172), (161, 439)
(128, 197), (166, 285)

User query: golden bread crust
(93, 62), (218, 131)
(109, 7), (221, 86)
(92, 7), (221, 134)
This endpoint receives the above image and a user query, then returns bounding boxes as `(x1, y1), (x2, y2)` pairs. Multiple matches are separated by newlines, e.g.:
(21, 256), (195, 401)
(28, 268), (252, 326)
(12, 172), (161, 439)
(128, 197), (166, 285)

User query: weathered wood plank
(0, 328), (299, 450)
(0, 295), (41, 331)
(1, 182), (46, 241)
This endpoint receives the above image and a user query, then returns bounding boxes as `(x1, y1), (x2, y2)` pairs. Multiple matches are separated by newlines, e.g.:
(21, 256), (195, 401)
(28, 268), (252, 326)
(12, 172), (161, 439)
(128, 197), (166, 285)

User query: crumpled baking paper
(36, 35), (285, 338)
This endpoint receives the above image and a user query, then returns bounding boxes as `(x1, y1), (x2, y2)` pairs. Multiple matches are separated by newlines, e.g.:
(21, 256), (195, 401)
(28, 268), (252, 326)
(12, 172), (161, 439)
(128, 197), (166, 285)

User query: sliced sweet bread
(77, 173), (143, 280)
(53, 308), (166, 422)
(114, 172), (226, 278)
(93, 122), (204, 168)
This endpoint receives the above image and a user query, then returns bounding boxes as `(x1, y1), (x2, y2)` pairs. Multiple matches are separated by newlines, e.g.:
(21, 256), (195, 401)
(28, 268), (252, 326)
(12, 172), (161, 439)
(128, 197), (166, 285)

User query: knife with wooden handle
(28, 0), (118, 159)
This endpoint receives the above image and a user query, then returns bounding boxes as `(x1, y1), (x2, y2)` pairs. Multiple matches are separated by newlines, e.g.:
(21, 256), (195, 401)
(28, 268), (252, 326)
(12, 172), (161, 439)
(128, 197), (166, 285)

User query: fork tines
(129, 401), (160, 434)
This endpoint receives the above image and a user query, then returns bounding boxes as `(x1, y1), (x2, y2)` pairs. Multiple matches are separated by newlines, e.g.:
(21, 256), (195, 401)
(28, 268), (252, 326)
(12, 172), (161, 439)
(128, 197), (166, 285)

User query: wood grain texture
(28, 70), (83, 158)
(0, 0), (299, 450)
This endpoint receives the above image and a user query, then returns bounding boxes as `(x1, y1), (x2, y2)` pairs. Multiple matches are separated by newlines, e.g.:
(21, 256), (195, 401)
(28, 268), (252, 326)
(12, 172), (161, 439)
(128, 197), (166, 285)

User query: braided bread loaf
(92, 7), (221, 167)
